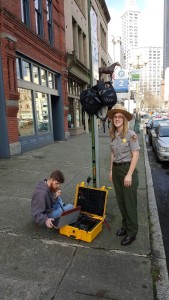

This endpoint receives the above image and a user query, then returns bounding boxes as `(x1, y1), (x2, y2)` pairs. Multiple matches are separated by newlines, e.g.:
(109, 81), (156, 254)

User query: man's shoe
(116, 227), (127, 236)
(121, 235), (136, 246)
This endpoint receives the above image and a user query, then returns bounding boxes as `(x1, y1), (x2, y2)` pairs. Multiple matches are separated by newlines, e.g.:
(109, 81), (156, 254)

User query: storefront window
(54, 74), (58, 90)
(48, 72), (54, 88)
(68, 98), (74, 128)
(68, 98), (82, 129)
(17, 88), (34, 136)
(33, 65), (40, 84)
(35, 92), (50, 133)
(23, 60), (31, 81)
(74, 99), (81, 128)
(41, 68), (47, 86)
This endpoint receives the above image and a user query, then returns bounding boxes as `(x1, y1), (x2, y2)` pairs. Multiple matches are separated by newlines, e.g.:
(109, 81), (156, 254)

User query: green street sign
(131, 74), (140, 81)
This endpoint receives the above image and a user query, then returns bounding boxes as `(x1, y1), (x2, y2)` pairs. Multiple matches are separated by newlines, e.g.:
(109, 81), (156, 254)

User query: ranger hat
(107, 104), (133, 121)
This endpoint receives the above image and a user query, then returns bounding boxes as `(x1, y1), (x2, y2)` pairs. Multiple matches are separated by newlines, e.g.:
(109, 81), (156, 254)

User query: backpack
(92, 81), (117, 108)
(80, 88), (102, 115)
(80, 81), (117, 116)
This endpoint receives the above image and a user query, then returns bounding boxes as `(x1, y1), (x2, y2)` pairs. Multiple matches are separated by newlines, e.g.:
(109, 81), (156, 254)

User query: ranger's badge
(131, 135), (137, 142)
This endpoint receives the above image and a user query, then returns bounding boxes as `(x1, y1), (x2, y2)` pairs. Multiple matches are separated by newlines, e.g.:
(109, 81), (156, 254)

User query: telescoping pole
(88, 0), (98, 188)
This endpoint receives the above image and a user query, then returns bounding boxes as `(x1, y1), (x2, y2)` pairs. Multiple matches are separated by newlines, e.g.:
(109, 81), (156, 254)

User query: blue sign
(113, 79), (128, 93)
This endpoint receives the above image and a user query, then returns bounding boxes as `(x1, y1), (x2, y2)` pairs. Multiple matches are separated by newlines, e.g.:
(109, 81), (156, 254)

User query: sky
(105, 0), (164, 53)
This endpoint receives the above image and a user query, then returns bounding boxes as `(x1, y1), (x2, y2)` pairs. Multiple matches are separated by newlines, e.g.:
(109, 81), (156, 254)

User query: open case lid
(52, 206), (81, 229)
(74, 182), (108, 218)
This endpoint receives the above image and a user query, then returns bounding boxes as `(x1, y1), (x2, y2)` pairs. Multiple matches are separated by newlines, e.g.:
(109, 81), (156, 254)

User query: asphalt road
(145, 133), (169, 274)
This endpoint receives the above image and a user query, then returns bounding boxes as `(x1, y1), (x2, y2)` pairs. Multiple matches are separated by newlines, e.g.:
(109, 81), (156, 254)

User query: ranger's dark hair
(50, 170), (65, 183)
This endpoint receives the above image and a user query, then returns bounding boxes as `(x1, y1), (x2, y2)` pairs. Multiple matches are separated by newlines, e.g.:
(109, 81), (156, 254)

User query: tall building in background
(111, 36), (124, 65)
(130, 47), (162, 96)
(120, 0), (163, 102)
(163, 0), (169, 78)
(163, 0), (169, 107)
(121, 0), (140, 68)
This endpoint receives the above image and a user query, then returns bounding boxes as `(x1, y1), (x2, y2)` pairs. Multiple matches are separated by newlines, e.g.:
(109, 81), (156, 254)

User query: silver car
(153, 123), (169, 162)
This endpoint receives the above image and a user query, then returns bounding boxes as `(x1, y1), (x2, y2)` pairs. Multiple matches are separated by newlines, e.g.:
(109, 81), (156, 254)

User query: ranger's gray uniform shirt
(110, 129), (140, 163)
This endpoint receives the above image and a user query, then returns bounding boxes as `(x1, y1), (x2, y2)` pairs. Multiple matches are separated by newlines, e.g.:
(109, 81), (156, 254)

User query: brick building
(0, 0), (68, 157)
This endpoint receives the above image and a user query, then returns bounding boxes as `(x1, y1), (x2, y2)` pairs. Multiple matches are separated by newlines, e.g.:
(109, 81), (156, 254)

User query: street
(145, 133), (169, 274)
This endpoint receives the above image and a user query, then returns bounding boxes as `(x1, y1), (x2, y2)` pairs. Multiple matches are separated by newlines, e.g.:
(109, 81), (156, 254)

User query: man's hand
(55, 189), (62, 198)
(45, 218), (54, 228)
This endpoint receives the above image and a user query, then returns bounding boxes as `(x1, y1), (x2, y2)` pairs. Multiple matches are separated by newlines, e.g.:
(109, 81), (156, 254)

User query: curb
(143, 131), (169, 299)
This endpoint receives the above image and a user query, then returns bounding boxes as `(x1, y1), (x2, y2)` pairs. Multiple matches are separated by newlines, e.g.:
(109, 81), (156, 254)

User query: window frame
(46, 0), (53, 45)
(21, 0), (30, 26)
(34, 0), (43, 37)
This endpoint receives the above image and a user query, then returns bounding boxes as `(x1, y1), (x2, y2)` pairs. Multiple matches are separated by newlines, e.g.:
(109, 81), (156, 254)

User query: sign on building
(91, 8), (99, 81)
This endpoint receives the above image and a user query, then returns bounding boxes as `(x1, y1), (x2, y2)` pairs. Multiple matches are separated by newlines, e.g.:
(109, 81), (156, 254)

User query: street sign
(130, 69), (140, 82)
(114, 68), (128, 79)
(131, 74), (140, 81)
(113, 78), (129, 93)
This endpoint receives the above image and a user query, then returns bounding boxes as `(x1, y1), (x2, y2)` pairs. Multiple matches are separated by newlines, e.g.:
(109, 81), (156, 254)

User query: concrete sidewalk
(0, 120), (168, 300)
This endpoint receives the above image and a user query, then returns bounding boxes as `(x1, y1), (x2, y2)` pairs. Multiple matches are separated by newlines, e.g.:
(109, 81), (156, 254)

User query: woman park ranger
(107, 104), (140, 246)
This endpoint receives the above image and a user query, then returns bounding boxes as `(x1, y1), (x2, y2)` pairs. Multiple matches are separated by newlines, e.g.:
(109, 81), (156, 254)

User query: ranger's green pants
(112, 164), (139, 236)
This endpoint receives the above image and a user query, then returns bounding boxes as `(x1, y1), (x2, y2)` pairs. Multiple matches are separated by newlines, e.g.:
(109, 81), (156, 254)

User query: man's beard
(50, 183), (58, 193)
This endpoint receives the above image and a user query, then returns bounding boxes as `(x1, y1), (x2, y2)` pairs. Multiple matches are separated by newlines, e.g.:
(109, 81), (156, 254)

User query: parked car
(152, 123), (169, 162)
(152, 121), (168, 150)
(148, 118), (169, 145)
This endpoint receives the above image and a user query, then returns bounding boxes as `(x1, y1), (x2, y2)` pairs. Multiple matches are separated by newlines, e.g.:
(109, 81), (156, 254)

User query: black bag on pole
(80, 81), (117, 116)
(92, 81), (117, 108)
(80, 88), (102, 115)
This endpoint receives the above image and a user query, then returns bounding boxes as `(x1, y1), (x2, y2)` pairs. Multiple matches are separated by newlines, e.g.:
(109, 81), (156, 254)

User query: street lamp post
(130, 54), (147, 133)
(135, 80), (140, 133)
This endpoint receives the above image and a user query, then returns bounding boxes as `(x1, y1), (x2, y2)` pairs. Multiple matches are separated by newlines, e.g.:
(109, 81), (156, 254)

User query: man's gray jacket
(31, 180), (55, 225)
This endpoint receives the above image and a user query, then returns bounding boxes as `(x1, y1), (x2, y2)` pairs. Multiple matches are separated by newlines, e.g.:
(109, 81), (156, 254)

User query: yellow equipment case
(59, 182), (108, 242)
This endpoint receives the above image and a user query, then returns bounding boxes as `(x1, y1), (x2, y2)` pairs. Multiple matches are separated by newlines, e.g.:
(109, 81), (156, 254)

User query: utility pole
(88, 0), (100, 188)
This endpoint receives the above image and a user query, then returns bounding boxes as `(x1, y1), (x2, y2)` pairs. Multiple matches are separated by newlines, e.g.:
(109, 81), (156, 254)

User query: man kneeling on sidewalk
(31, 170), (74, 228)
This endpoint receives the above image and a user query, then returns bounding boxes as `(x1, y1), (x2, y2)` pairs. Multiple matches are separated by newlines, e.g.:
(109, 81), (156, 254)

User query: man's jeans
(50, 197), (74, 218)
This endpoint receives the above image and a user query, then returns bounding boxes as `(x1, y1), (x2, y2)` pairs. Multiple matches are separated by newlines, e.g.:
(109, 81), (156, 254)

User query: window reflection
(35, 92), (50, 132)
(68, 99), (74, 128)
(16, 58), (21, 79)
(75, 99), (80, 127)
(17, 88), (34, 136)
(23, 60), (31, 81)
(41, 69), (47, 86)
(48, 72), (54, 88)
(54, 75), (58, 90)
(33, 65), (39, 84)
(68, 98), (82, 129)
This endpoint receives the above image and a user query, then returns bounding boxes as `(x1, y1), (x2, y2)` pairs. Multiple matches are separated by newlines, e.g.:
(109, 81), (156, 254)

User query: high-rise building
(121, 0), (140, 68)
(163, 0), (169, 78)
(163, 0), (169, 107)
(121, 0), (163, 101)
(130, 47), (162, 96)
